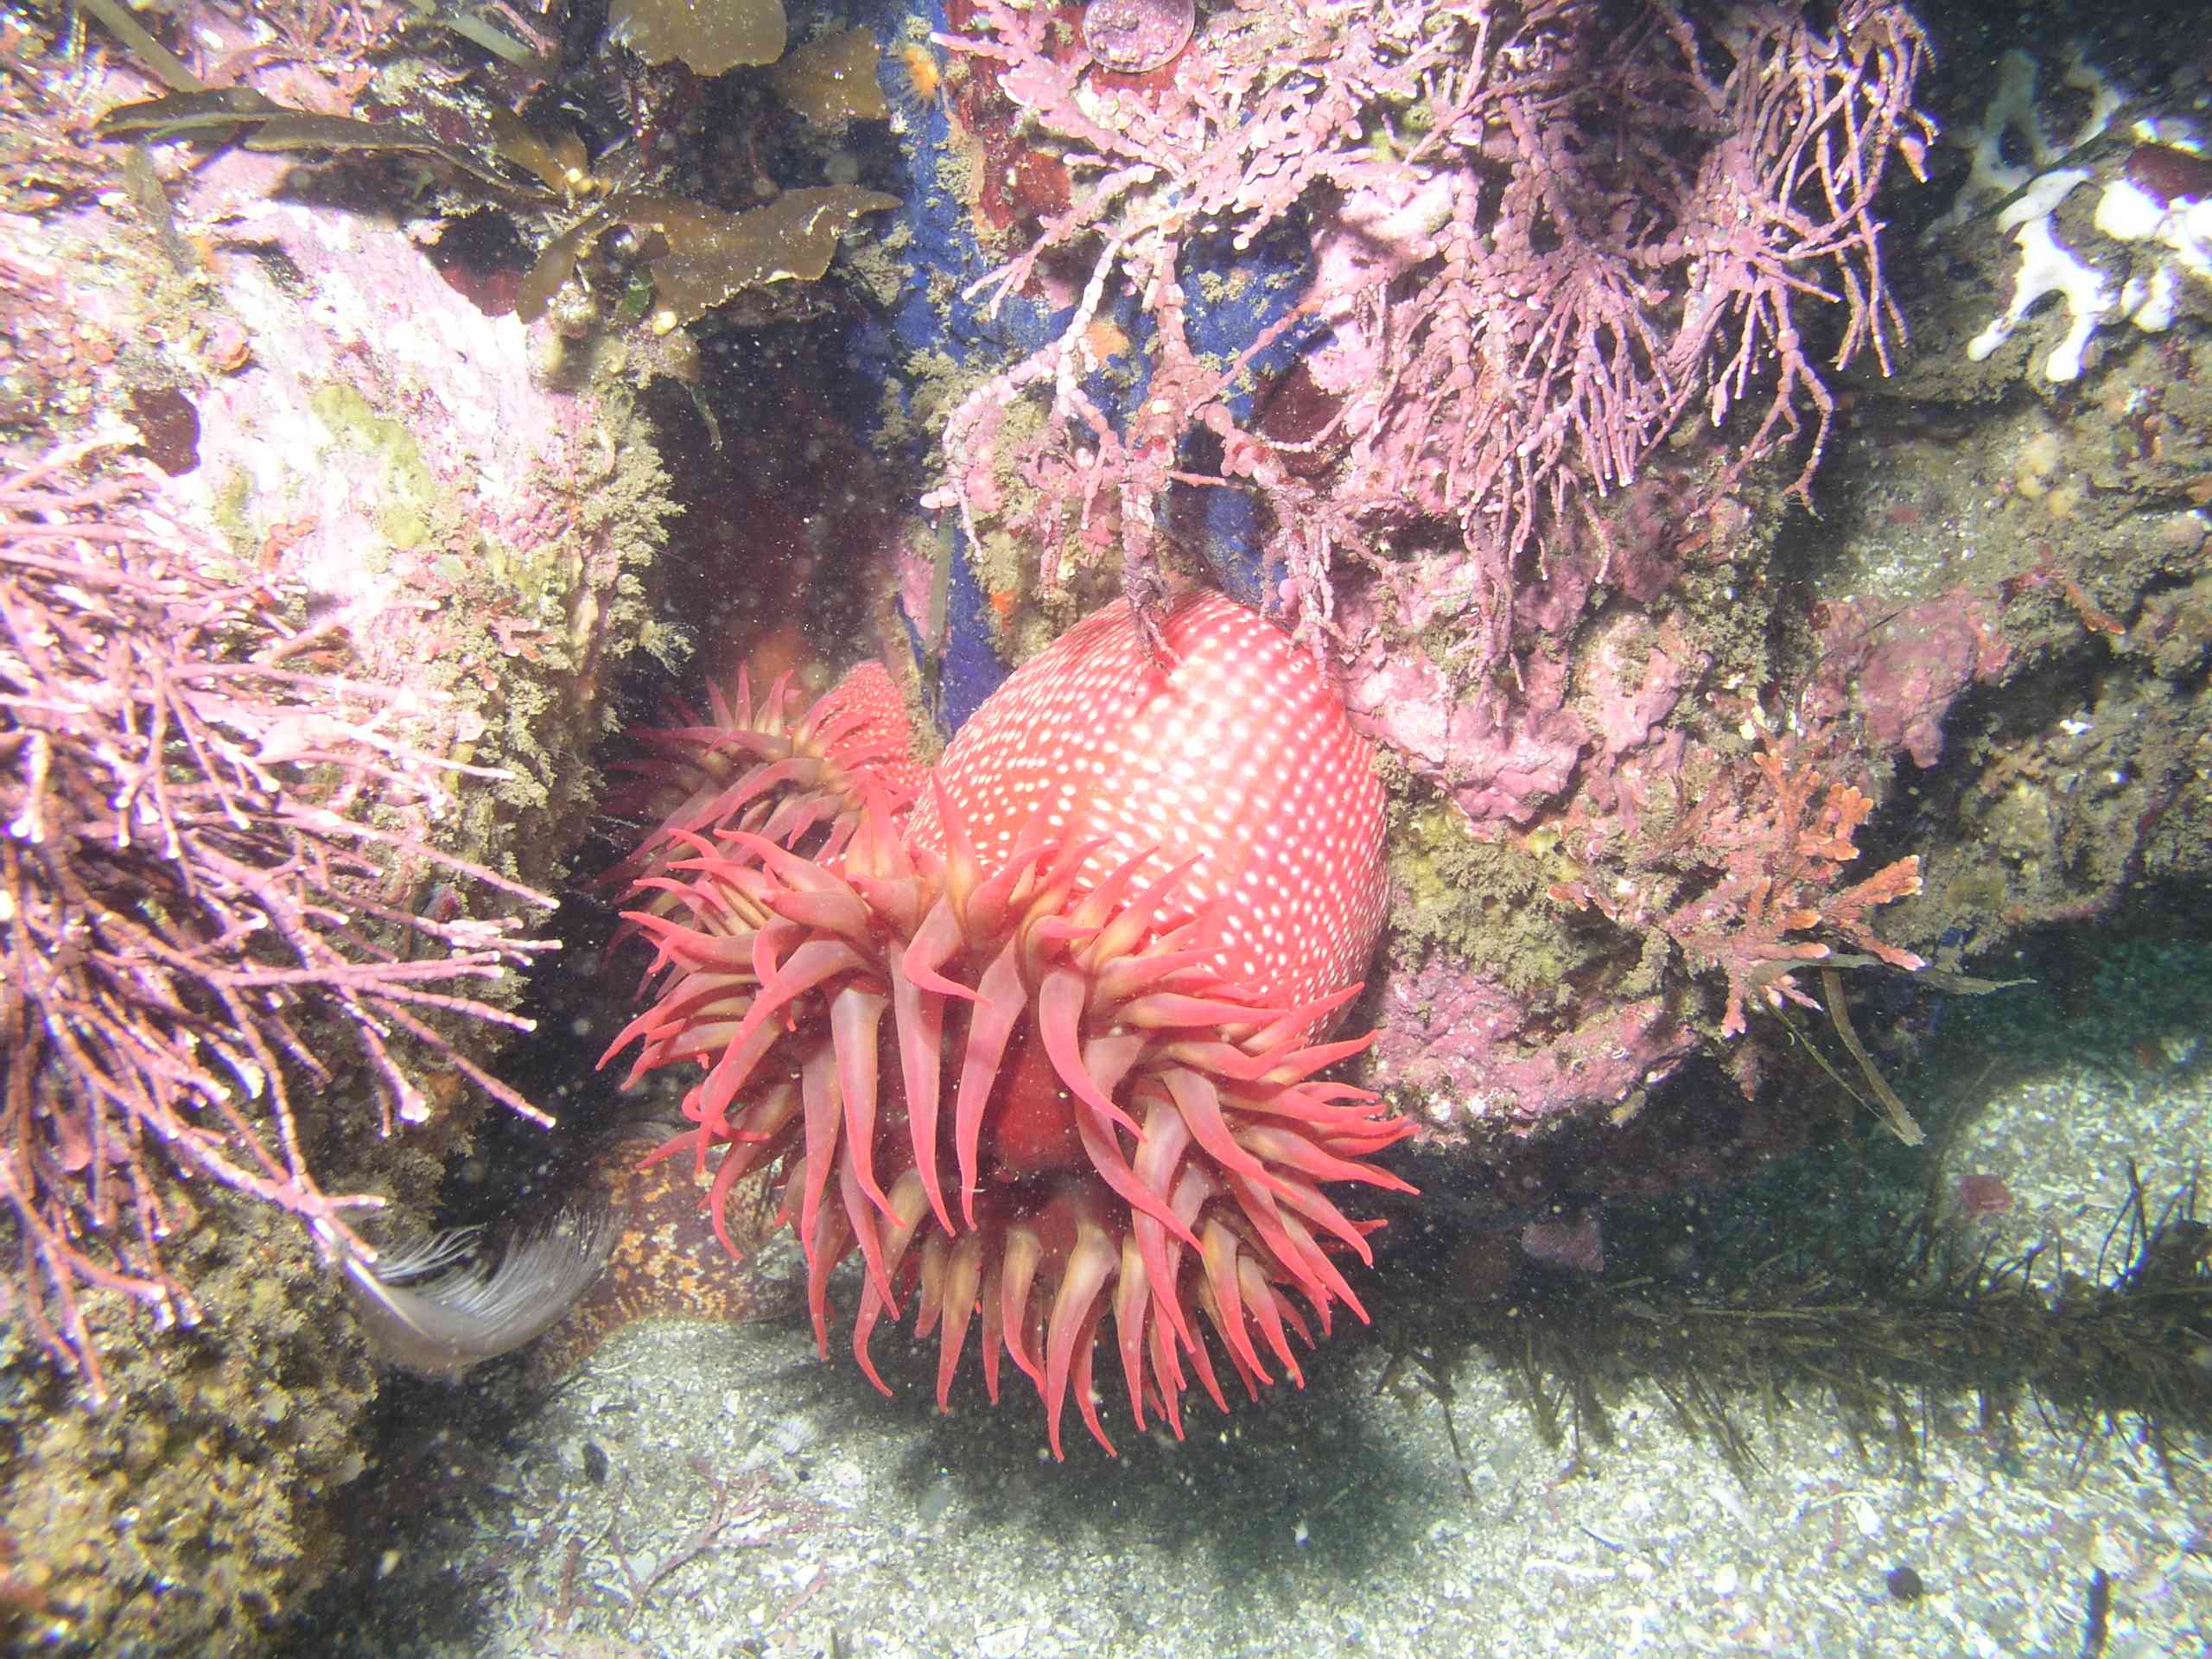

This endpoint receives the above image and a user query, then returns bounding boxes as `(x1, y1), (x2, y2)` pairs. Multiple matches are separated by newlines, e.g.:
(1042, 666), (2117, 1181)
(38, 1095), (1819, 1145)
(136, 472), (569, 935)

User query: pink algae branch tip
(0, 440), (561, 1403)
(929, 0), (1935, 668)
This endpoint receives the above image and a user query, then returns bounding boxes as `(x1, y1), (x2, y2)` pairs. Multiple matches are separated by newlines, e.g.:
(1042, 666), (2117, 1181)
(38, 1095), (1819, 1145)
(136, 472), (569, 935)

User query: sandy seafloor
(308, 1049), (2212, 1659)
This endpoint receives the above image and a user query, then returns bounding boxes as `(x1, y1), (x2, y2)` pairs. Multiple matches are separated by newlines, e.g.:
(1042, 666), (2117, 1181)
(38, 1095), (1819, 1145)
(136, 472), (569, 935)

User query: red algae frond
(0, 442), (558, 1402)
(930, 0), (1933, 666)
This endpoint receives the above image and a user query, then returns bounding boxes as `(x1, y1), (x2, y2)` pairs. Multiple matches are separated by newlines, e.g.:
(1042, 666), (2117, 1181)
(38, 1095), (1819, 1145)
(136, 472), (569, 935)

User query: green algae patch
(308, 381), (442, 555)
(410, 389), (677, 893)
(1387, 800), (1578, 998)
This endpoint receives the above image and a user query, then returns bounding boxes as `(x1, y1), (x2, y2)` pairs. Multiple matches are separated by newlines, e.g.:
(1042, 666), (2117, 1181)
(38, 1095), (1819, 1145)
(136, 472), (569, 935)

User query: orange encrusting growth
(603, 591), (1411, 1456)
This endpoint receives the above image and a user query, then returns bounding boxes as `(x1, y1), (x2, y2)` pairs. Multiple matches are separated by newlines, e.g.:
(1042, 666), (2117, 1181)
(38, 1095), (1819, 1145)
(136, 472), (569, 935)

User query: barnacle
(335, 1205), (616, 1374)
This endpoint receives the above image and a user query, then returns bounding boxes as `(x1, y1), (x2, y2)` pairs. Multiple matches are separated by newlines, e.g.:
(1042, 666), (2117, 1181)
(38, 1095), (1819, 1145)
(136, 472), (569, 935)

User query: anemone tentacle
(605, 771), (1410, 1459)
(599, 660), (925, 944)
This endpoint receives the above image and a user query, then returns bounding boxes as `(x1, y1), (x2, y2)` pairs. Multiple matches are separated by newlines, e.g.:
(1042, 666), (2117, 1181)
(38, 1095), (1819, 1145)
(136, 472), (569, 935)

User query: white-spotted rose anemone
(603, 590), (1412, 1456)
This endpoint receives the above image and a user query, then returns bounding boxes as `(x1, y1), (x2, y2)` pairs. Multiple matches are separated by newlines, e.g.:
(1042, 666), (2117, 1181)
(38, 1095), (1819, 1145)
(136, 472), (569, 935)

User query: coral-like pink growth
(1382, 696), (1932, 1135)
(1342, 620), (1586, 826)
(931, 0), (1933, 673)
(600, 661), (925, 925)
(1553, 736), (1926, 1039)
(605, 591), (1410, 1455)
(1808, 590), (2013, 769)
(1369, 968), (1694, 1134)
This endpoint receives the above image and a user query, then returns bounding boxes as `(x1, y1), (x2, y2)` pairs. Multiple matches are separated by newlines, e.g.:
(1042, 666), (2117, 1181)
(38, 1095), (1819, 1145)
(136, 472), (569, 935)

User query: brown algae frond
(513, 188), (900, 331)
(609, 0), (788, 75)
(771, 29), (892, 125)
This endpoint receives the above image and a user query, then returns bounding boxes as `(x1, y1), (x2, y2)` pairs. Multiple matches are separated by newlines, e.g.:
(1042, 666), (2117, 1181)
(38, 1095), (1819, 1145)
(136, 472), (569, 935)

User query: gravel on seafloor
(312, 1051), (2212, 1659)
